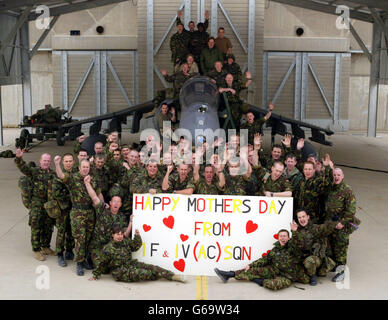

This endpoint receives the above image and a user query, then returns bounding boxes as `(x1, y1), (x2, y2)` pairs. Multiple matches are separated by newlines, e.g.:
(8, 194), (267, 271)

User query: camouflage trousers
(303, 255), (336, 277)
(55, 209), (74, 255)
(70, 208), (95, 263)
(29, 201), (55, 252)
(235, 265), (309, 291)
(112, 261), (174, 282)
(329, 230), (350, 266)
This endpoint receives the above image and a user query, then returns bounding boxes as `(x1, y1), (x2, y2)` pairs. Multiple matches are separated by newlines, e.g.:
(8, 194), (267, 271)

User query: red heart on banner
(262, 250), (271, 258)
(246, 220), (258, 234)
(180, 234), (189, 242)
(163, 215), (174, 229)
(273, 233), (279, 240)
(173, 259), (185, 272)
(143, 224), (151, 232)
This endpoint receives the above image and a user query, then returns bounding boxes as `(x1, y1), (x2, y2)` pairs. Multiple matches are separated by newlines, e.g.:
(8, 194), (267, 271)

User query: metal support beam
(271, 60), (296, 104)
(68, 57), (95, 115)
(0, 6), (32, 57)
(0, 87), (3, 146)
(349, 22), (372, 62)
(29, 15), (59, 60)
(20, 21), (32, 118)
(107, 57), (133, 107)
(61, 51), (68, 111)
(333, 53), (342, 123)
(147, 0), (154, 100)
(294, 53), (302, 120)
(154, 64), (170, 88)
(217, 0), (248, 54)
(211, 0), (218, 38)
(101, 51), (107, 114)
(308, 61), (334, 117)
(300, 52), (309, 120)
(368, 22), (382, 137)
(262, 52), (268, 108)
(154, 1), (185, 56)
(94, 52), (101, 116)
(133, 51), (139, 104)
(197, 0), (205, 23)
(247, 0), (255, 103)
(184, 0), (191, 30)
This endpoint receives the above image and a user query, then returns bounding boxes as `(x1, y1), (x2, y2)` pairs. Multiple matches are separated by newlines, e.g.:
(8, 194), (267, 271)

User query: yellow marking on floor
(196, 276), (208, 300)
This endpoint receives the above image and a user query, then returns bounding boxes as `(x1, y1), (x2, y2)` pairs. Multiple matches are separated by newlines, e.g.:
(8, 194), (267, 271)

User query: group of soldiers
(15, 124), (360, 289)
(154, 10), (252, 131)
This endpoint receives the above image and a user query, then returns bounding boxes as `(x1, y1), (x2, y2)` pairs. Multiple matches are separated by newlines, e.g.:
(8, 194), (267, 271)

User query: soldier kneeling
(214, 229), (309, 291)
(89, 225), (186, 283)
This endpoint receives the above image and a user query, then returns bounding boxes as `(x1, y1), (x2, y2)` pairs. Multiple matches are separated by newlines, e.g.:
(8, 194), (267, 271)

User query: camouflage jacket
(221, 81), (247, 105)
(120, 165), (143, 191)
(62, 171), (100, 208)
(170, 31), (191, 64)
(90, 202), (128, 249)
(284, 167), (304, 191)
(167, 171), (195, 193)
(92, 234), (142, 279)
(164, 71), (197, 96)
(130, 171), (164, 194)
(92, 165), (111, 195)
(194, 177), (224, 195)
(291, 220), (337, 258)
(253, 164), (292, 195)
(223, 172), (250, 196)
(240, 117), (267, 146)
(200, 47), (224, 74)
(15, 157), (55, 202)
(325, 181), (359, 233)
(294, 166), (333, 220)
(249, 240), (304, 281)
(258, 145), (292, 171)
(223, 62), (243, 84)
(206, 69), (228, 88)
(52, 175), (72, 210)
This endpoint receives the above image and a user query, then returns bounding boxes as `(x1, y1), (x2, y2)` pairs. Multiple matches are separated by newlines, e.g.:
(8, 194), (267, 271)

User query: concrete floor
(0, 128), (388, 300)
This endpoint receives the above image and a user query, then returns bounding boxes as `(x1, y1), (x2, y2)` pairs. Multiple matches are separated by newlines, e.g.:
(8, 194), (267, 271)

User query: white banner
(132, 193), (293, 276)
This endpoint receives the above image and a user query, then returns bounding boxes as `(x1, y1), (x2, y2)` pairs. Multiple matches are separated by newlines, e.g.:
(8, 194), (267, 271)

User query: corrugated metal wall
(137, 0), (264, 105)
(53, 50), (137, 119)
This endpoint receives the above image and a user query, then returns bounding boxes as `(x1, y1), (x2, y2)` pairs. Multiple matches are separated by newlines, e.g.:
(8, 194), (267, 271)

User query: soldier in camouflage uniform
(206, 61), (227, 88)
(223, 54), (242, 84)
(219, 73), (252, 129)
(52, 153), (76, 267)
(291, 209), (343, 285)
(162, 163), (195, 195)
(215, 230), (310, 291)
(162, 63), (198, 108)
(223, 157), (252, 196)
(294, 154), (334, 224)
(240, 103), (274, 146)
(251, 159), (292, 197)
(170, 22), (191, 68)
(157, 103), (177, 137)
(15, 149), (56, 261)
(193, 147), (225, 194)
(54, 156), (102, 276)
(284, 153), (304, 192)
(84, 175), (130, 269)
(130, 160), (164, 194)
(324, 168), (360, 282)
(89, 225), (185, 283)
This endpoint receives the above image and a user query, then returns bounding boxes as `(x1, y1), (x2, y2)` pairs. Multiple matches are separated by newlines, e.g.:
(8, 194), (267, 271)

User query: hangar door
(262, 52), (350, 131)
(53, 50), (138, 119)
